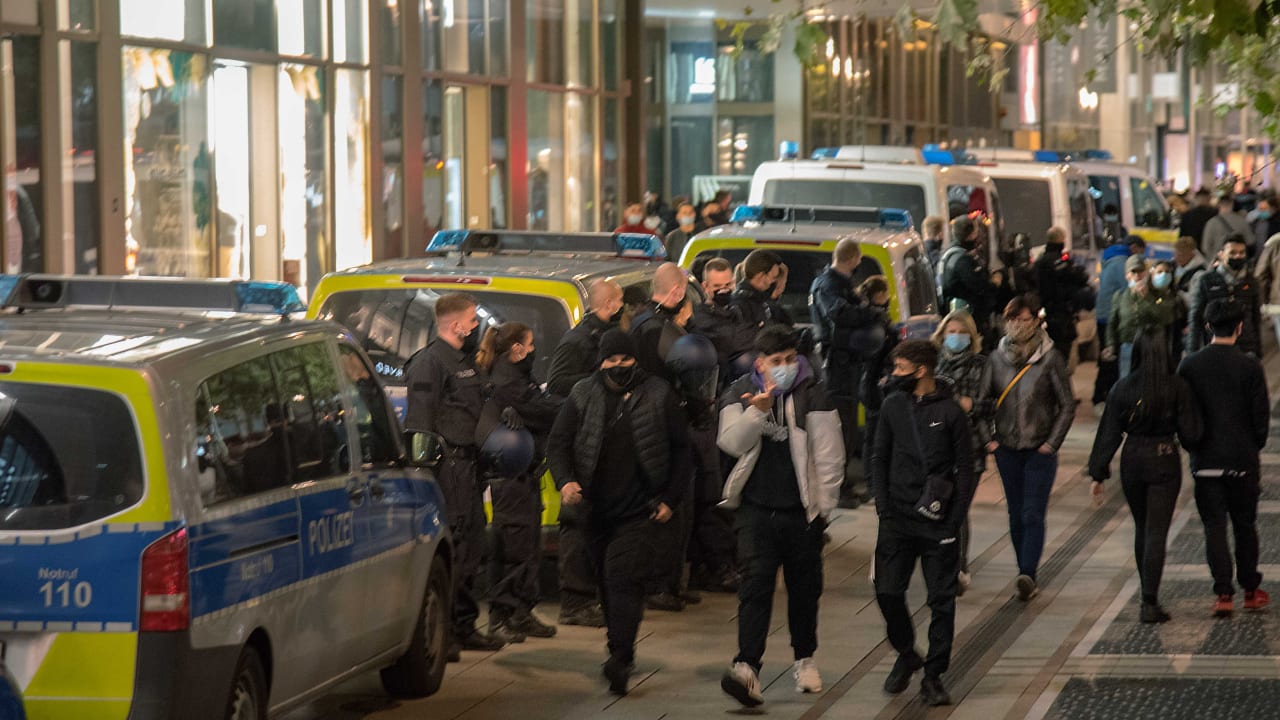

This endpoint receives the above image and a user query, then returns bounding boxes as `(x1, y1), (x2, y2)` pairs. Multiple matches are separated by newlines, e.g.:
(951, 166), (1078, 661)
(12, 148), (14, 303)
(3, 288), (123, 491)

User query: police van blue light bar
(731, 205), (766, 223)
(730, 205), (914, 231)
(922, 144), (977, 166)
(810, 147), (840, 159)
(427, 229), (665, 260)
(878, 209), (913, 230)
(0, 275), (306, 315)
(1034, 149), (1115, 163)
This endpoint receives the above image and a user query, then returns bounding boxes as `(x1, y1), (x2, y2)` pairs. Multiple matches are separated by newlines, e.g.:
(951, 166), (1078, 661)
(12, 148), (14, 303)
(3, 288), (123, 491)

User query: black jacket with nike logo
(871, 379), (976, 535)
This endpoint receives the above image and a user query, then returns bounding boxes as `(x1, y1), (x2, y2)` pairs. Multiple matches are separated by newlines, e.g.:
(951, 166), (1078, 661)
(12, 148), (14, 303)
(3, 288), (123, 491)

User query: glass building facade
(2, 0), (633, 296)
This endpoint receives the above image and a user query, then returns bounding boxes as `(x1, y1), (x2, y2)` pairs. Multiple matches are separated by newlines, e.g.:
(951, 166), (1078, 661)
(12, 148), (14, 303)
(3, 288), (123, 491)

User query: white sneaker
(793, 657), (823, 693)
(721, 661), (764, 707)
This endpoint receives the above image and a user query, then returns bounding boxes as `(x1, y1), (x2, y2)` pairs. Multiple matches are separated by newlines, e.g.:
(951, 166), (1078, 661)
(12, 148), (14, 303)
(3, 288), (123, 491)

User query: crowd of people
(614, 190), (736, 261)
(400, 204), (1274, 709)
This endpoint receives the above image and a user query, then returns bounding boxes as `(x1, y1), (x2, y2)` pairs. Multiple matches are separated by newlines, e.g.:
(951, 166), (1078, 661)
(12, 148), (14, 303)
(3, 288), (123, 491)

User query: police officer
(546, 279), (624, 627)
(547, 330), (693, 695)
(1034, 227), (1090, 361)
(810, 237), (885, 508)
(688, 258), (757, 389)
(939, 215), (998, 341)
(402, 292), (505, 655)
(732, 249), (794, 329)
(630, 262), (689, 381)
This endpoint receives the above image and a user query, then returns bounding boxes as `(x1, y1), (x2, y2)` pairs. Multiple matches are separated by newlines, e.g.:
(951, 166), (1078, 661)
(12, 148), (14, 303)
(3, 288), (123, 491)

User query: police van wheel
(381, 561), (450, 697)
(225, 646), (267, 720)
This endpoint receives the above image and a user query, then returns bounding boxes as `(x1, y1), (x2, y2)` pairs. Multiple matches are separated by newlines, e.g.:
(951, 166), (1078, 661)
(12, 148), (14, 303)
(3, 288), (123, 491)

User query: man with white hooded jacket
(716, 325), (844, 708)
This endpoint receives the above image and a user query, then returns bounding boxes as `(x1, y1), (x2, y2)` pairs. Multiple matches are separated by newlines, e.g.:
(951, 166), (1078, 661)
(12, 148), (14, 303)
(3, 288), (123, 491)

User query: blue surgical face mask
(1257, 210), (1273, 220)
(1151, 272), (1171, 290)
(943, 333), (971, 353)
(768, 363), (799, 393)
(1128, 278), (1141, 290)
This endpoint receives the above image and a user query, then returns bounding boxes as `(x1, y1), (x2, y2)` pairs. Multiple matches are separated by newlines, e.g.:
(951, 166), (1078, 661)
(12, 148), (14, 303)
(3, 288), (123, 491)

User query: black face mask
(1227, 257), (1248, 272)
(459, 326), (480, 355)
(883, 372), (919, 396)
(712, 290), (732, 307)
(515, 351), (536, 372)
(604, 364), (637, 390)
(609, 308), (625, 325)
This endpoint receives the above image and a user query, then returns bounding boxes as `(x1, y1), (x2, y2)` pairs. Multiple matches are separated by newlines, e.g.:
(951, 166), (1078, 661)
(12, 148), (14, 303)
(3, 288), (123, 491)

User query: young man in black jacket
(731, 249), (794, 329)
(1178, 299), (1271, 616)
(872, 340), (976, 707)
(547, 330), (693, 695)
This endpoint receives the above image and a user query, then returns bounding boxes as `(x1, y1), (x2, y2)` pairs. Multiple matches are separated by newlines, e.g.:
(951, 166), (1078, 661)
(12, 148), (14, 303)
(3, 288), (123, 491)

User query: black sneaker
(511, 611), (558, 638)
(920, 674), (951, 706)
(645, 592), (685, 612)
(458, 630), (506, 651)
(559, 604), (607, 627)
(488, 622), (527, 644)
(679, 589), (703, 605)
(883, 651), (924, 694)
(602, 655), (634, 696)
(1139, 602), (1172, 624)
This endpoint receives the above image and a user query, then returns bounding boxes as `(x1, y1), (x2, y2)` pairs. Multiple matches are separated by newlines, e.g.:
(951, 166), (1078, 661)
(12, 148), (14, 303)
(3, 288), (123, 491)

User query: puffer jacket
(717, 359), (844, 523)
(980, 331), (1076, 451)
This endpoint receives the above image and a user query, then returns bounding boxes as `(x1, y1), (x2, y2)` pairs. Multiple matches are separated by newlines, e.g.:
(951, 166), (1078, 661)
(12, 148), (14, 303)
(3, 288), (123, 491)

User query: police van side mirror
(407, 431), (444, 468)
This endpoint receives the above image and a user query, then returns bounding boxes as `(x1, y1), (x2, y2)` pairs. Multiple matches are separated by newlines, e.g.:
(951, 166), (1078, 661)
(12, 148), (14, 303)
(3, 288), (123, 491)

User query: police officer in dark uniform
(939, 215), (998, 343)
(1034, 227), (1090, 360)
(403, 292), (505, 655)
(629, 262), (689, 381)
(546, 279), (624, 627)
(811, 237), (886, 508)
(732, 249), (794, 329)
(688, 258), (756, 386)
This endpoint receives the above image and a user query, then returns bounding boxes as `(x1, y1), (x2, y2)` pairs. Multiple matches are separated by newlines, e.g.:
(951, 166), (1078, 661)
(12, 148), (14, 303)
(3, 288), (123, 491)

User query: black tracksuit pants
(557, 504), (599, 613)
(1193, 470), (1263, 597)
(586, 513), (670, 664)
(733, 504), (823, 672)
(1118, 437), (1182, 604)
(874, 516), (960, 678)
(439, 450), (486, 640)
(488, 472), (542, 621)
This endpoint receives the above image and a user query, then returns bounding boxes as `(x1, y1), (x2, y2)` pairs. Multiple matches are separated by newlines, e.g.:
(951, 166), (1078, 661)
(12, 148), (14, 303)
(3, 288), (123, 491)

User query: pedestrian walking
(1088, 328), (1203, 623)
(1248, 229), (1280, 347)
(1034, 227), (1089, 361)
(872, 340), (976, 707)
(931, 310), (991, 594)
(1178, 299), (1271, 617)
(1105, 254), (1176, 378)
(1186, 234), (1263, 357)
(1201, 193), (1251, 262)
(402, 292), (506, 655)
(717, 325), (844, 708)
(980, 295), (1076, 601)
(1093, 237), (1146, 412)
(475, 321), (564, 642)
(546, 330), (693, 695)
(938, 215), (998, 340)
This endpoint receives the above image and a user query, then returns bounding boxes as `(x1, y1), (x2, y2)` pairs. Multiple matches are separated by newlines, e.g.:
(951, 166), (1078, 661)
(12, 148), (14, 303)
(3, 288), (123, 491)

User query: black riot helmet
(666, 333), (720, 406)
(479, 425), (536, 479)
(727, 350), (758, 384)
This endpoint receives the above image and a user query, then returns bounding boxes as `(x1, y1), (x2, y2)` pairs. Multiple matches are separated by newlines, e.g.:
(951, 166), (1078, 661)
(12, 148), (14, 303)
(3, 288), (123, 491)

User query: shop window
(566, 93), (595, 230)
(526, 0), (564, 85)
(380, 0), (403, 65)
(65, 0), (95, 31)
(4, 35), (44, 273)
(527, 89), (563, 229)
(381, 75), (404, 257)
(67, 41), (100, 275)
(601, 0), (620, 91)
(716, 115), (772, 176)
(334, 0), (369, 64)
(604, 98), (621, 229)
(422, 0), (442, 71)
(276, 0), (327, 58)
(123, 47), (213, 277)
(670, 117), (712, 200)
(122, 0), (206, 43)
(334, 69), (371, 272)
(716, 44), (773, 103)
(278, 63), (328, 294)
(213, 0), (277, 53)
(567, 0), (592, 87)
(490, 87), (509, 228)
(668, 41), (715, 105)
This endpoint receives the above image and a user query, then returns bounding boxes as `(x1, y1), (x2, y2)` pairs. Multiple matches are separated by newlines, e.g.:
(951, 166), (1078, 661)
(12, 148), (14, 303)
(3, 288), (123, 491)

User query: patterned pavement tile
(1088, 579), (1279, 656)
(1167, 512), (1280, 565)
(1045, 678), (1280, 719)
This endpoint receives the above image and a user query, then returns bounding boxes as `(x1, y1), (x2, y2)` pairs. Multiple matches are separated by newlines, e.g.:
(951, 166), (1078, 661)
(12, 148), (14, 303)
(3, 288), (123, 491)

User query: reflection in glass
(213, 0), (277, 52)
(212, 63), (251, 277)
(382, 75), (404, 257)
(6, 36), (44, 273)
(279, 64), (328, 294)
(565, 93), (595, 230)
(380, 0), (403, 65)
(526, 90), (563, 230)
(423, 82), (444, 242)
(334, 69), (371, 271)
(442, 87), (466, 229)
(123, 47), (212, 277)
(489, 87), (508, 229)
(443, 0), (503, 74)
(67, 41), (100, 275)
(716, 115), (772, 176)
(526, 0), (564, 84)
(668, 41), (715, 105)
(603, 98), (619, 229)
(276, 0), (327, 57)
(121, 0), (206, 44)
(601, 0), (619, 91)
(422, 0), (442, 71)
(67, 0), (95, 31)
(334, 0), (369, 63)
(565, 0), (592, 87)
(670, 117), (712, 200)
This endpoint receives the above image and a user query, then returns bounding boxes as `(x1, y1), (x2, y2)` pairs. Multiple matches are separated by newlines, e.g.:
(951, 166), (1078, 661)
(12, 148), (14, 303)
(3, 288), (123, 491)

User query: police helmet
(479, 425), (536, 478)
(727, 350), (759, 383)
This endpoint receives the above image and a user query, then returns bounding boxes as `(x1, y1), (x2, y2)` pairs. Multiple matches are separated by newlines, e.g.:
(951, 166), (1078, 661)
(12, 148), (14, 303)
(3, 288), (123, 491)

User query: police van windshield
(990, 178), (1052, 245)
(696, 248), (887, 322)
(317, 289), (570, 384)
(761, 180), (927, 232)
(1067, 176), (1097, 252)
(0, 383), (144, 531)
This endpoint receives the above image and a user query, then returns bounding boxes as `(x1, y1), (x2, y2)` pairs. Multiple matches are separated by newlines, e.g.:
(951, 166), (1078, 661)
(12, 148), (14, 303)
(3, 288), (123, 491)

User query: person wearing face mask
(689, 258), (755, 386)
(547, 330), (693, 695)
(474, 322), (564, 643)
(810, 237), (886, 509)
(615, 202), (660, 237)
(1105, 255), (1176, 378)
(939, 215), (998, 341)
(930, 310), (991, 595)
(546, 279), (624, 627)
(665, 203), (698, 261)
(629, 262), (690, 384)
(717, 325), (844, 708)
(871, 340), (975, 708)
(1186, 234), (1263, 357)
(403, 293), (507, 656)
(732, 249), (794, 330)
(979, 295), (1075, 602)
(1248, 197), (1280, 252)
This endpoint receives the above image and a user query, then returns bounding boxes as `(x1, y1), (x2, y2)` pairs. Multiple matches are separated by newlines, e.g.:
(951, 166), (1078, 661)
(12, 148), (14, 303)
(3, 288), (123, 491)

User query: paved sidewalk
(284, 351), (1280, 719)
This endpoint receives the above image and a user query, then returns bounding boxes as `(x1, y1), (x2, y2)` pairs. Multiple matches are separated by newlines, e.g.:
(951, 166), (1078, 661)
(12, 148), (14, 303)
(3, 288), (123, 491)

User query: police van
(677, 205), (941, 339)
(750, 145), (1008, 269)
(0, 276), (453, 720)
(307, 230), (667, 530)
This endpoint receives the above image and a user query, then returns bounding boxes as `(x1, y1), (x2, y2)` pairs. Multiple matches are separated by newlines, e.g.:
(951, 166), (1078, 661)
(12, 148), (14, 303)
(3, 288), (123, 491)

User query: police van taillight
(139, 528), (190, 631)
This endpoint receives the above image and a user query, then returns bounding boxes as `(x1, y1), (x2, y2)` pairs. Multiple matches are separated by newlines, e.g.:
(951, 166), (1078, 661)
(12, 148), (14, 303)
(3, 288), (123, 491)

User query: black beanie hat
(598, 329), (638, 366)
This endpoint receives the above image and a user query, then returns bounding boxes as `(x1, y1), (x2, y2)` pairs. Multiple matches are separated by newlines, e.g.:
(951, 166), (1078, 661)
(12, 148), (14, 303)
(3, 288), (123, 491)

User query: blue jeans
(994, 447), (1058, 580)
(1118, 341), (1134, 379)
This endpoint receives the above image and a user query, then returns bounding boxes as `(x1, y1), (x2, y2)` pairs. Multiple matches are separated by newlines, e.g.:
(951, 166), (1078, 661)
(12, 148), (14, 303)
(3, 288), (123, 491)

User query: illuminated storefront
(1, 0), (635, 296)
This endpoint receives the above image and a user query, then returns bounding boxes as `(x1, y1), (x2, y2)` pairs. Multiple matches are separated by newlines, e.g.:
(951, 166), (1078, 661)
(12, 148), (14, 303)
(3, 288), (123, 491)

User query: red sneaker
(1213, 594), (1234, 617)
(1244, 588), (1270, 611)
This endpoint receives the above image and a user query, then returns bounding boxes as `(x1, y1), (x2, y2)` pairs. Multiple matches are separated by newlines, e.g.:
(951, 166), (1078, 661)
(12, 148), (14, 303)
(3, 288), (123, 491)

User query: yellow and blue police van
(0, 275), (453, 720)
(308, 230), (667, 530)
(678, 205), (942, 339)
